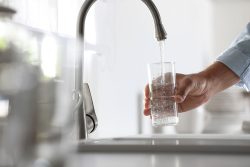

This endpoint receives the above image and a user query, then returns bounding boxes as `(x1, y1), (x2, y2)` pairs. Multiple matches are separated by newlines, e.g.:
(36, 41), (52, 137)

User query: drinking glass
(147, 62), (179, 127)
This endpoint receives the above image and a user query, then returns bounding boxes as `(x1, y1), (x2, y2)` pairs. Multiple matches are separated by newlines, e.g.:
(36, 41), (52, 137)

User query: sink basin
(78, 134), (250, 153)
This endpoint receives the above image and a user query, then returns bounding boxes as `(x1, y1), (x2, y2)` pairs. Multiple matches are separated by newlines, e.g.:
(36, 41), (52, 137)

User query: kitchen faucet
(76, 0), (167, 140)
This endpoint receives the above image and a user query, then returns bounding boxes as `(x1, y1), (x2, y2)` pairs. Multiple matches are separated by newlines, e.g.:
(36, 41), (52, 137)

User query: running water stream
(159, 40), (166, 83)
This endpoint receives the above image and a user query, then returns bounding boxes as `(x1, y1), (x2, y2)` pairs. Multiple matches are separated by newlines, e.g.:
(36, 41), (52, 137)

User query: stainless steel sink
(78, 134), (250, 153)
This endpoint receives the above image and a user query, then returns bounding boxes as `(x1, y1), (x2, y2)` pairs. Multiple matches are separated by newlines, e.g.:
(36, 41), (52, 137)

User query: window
(4, 0), (96, 45)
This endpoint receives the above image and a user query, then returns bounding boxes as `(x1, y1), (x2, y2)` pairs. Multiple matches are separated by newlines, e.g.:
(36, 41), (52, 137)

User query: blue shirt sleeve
(217, 22), (250, 91)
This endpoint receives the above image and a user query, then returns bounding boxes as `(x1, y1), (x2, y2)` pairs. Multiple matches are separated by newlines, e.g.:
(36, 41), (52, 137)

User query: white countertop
(78, 134), (250, 153)
(68, 134), (250, 167)
(68, 152), (250, 167)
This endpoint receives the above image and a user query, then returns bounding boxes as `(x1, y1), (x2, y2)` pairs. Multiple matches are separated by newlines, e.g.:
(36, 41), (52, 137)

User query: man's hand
(144, 73), (210, 115)
(144, 61), (240, 115)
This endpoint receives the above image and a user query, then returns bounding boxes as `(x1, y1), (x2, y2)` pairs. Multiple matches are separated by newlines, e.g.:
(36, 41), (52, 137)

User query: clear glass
(148, 62), (179, 127)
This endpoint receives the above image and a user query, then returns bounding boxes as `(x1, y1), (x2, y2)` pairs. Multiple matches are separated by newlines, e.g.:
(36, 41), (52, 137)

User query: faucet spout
(141, 0), (167, 41)
(77, 0), (167, 40)
(76, 0), (167, 140)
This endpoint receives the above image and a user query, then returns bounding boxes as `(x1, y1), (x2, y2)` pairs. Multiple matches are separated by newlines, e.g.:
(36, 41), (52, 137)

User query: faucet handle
(82, 83), (98, 133)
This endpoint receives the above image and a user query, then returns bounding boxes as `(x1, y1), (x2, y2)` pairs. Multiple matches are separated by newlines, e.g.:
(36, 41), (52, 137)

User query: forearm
(198, 61), (240, 96)
(216, 22), (250, 90)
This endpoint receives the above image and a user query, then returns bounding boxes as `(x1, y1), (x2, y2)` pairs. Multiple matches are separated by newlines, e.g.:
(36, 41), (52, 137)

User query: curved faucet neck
(77, 0), (167, 40)
(77, 0), (96, 39)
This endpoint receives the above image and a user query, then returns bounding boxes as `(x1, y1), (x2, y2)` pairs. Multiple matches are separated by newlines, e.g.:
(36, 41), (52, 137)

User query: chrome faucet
(76, 0), (167, 140)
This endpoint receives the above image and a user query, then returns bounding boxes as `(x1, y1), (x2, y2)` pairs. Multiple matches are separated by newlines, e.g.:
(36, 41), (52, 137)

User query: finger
(177, 103), (184, 113)
(176, 77), (194, 102)
(144, 84), (151, 116)
(144, 98), (150, 109)
(177, 95), (206, 112)
(144, 108), (151, 116)
(145, 84), (150, 98)
(174, 95), (184, 103)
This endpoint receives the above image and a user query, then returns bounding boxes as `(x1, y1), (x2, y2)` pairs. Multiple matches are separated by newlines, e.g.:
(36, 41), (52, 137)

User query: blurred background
(1, 0), (250, 138)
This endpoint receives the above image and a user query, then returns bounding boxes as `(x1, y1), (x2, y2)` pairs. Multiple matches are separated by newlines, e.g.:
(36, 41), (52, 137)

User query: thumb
(175, 77), (194, 103)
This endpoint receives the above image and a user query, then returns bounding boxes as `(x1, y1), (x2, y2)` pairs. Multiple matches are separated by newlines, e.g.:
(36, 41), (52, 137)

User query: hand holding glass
(147, 62), (179, 127)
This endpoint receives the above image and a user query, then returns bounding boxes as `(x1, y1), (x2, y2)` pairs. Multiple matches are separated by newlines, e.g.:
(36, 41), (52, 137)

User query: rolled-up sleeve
(217, 22), (250, 91)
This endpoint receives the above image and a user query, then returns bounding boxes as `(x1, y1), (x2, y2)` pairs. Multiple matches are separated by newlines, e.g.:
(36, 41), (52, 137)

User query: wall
(208, 0), (250, 58)
(5, 0), (85, 37)
(5, 0), (250, 138)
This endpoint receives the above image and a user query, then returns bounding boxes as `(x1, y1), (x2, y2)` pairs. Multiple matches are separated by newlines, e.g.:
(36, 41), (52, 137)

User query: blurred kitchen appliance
(0, 10), (79, 165)
(203, 88), (246, 134)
